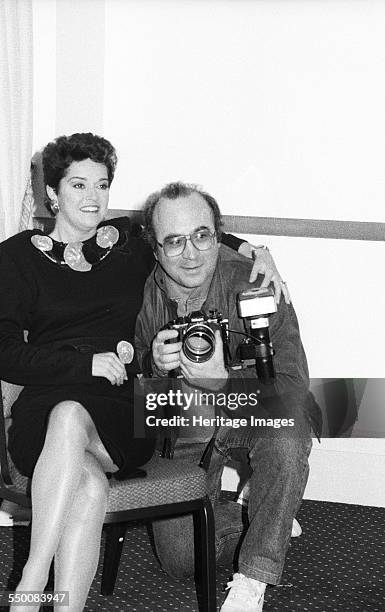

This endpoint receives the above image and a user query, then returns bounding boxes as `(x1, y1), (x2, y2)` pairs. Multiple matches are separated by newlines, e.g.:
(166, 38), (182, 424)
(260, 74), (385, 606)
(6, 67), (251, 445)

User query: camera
(165, 310), (229, 363)
(237, 286), (277, 381)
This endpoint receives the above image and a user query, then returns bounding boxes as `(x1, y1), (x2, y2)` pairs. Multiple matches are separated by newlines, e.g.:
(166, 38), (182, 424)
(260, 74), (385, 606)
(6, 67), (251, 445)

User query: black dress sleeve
(108, 217), (156, 277)
(220, 232), (245, 252)
(132, 225), (156, 275)
(0, 244), (93, 386)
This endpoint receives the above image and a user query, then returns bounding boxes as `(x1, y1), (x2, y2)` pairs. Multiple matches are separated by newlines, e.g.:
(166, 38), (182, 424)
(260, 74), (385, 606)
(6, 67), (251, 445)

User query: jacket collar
(154, 262), (213, 316)
(153, 248), (228, 317)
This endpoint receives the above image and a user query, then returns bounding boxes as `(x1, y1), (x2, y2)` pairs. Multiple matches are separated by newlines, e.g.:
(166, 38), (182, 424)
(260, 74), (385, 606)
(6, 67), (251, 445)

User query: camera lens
(183, 324), (215, 363)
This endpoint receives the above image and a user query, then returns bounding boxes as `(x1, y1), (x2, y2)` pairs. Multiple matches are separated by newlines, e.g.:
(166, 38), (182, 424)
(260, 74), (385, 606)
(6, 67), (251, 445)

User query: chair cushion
(107, 455), (207, 512)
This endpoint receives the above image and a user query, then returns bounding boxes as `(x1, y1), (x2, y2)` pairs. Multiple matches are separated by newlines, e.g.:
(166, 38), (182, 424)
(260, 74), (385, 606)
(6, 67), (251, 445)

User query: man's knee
(250, 435), (312, 475)
(276, 436), (311, 465)
(152, 515), (195, 578)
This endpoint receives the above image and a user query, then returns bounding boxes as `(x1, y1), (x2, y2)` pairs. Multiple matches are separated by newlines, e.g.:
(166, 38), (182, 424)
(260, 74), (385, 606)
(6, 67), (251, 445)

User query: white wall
(32, 0), (106, 151)
(32, 0), (56, 152)
(236, 233), (385, 379)
(304, 438), (385, 507)
(103, 0), (385, 223)
(32, 0), (385, 225)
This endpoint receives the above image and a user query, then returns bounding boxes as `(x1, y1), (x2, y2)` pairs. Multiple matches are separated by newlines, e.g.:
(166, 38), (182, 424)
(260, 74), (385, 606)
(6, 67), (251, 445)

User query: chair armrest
(0, 382), (13, 486)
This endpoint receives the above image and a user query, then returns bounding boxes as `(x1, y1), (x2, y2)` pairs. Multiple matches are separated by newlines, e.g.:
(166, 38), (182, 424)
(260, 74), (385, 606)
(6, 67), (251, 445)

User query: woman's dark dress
(0, 218), (156, 478)
(0, 217), (242, 479)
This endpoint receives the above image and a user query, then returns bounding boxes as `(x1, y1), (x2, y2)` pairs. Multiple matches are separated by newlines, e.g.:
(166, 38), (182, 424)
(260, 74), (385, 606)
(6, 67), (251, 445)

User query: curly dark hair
(143, 181), (223, 249)
(42, 133), (117, 213)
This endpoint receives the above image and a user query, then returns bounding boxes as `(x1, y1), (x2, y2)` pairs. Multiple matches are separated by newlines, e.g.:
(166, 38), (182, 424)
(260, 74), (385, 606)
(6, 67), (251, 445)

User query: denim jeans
(152, 411), (312, 585)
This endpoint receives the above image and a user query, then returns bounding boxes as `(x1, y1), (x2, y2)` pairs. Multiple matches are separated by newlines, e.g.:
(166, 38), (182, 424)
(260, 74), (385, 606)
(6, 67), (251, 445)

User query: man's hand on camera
(180, 330), (228, 390)
(152, 329), (182, 373)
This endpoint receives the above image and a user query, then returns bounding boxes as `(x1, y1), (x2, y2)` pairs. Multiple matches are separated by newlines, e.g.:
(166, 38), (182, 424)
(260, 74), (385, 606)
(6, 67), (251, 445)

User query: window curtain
(0, 0), (33, 241)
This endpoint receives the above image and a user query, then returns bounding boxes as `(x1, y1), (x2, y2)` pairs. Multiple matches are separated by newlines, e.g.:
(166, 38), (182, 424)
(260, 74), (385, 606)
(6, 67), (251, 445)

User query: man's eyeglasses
(157, 229), (216, 257)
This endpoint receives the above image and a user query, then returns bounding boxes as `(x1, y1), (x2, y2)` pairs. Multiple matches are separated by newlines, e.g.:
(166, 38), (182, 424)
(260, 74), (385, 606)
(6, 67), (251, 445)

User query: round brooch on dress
(96, 225), (119, 248)
(117, 340), (135, 364)
(63, 242), (92, 272)
(30, 226), (120, 272)
(31, 234), (53, 252)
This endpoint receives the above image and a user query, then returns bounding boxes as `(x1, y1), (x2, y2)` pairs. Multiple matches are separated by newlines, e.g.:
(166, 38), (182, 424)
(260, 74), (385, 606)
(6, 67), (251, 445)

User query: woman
(0, 132), (287, 611)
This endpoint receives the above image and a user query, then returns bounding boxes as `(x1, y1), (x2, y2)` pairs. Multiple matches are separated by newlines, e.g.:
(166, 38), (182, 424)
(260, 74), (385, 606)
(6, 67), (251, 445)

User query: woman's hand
(238, 242), (291, 305)
(92, 352), (128, 385)
(152, 329), (182, 373)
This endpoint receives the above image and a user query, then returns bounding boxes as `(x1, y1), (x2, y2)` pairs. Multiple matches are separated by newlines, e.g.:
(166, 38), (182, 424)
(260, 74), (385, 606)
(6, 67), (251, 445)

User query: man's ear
(46, 185), (56, 201)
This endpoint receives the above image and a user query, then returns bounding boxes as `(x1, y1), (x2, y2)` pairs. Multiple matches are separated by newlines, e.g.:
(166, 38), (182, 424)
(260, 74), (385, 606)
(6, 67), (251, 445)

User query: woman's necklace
(30, 225), (120, 272)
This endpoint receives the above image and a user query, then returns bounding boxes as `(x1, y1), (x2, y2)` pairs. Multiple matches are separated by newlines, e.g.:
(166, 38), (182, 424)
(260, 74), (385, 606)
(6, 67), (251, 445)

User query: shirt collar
(154, 263), (215, 316)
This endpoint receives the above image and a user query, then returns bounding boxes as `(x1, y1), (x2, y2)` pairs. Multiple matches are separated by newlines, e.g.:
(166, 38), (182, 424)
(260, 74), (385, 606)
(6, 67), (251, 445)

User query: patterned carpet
(0, 499), (384, 611)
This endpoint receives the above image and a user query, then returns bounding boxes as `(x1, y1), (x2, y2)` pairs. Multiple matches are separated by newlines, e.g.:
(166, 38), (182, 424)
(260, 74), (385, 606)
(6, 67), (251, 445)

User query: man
(135, 182), (319, 612)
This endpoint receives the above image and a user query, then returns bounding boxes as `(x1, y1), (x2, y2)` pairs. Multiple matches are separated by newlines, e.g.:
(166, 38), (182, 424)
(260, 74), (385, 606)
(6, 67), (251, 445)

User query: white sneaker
(220, 573), (265, 611)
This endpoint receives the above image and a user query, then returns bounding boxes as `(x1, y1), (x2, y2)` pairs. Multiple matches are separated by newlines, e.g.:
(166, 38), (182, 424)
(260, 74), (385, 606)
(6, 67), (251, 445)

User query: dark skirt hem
(8, 381), (155, 480)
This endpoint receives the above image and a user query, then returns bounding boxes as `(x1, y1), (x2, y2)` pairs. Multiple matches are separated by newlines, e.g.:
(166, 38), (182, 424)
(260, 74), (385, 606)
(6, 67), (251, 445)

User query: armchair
(0, 380), (217, 612)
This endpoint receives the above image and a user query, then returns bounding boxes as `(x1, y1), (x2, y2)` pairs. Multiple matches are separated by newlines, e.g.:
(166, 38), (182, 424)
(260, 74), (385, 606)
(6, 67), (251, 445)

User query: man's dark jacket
(135, 246), (321, 439)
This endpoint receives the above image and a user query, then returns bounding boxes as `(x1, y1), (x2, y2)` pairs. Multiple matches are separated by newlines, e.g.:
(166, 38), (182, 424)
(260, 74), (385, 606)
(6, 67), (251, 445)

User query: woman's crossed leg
(11, 401), (118, 612)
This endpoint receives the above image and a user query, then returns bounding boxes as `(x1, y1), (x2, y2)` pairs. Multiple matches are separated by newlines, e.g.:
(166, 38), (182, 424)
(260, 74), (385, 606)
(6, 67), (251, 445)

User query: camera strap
(199, 422), (221, 471)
